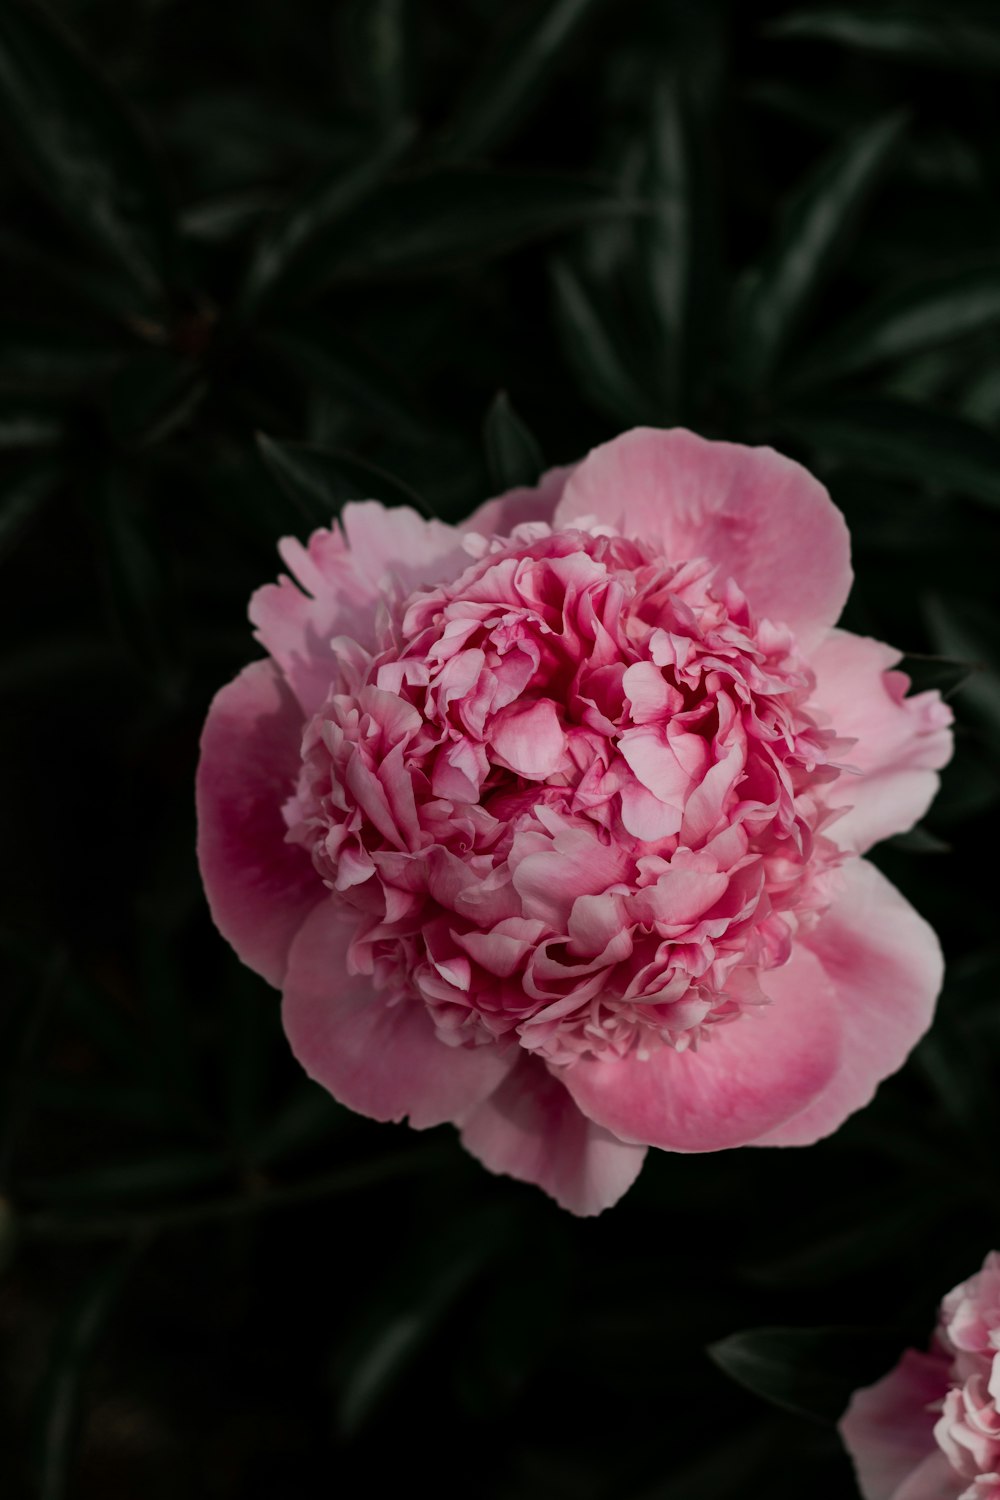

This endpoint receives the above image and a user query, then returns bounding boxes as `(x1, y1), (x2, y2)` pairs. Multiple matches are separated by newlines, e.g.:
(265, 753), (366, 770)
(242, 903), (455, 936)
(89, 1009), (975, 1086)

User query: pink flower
(196, 427), (952, 1215)
(841, 1253), (1000, 1500)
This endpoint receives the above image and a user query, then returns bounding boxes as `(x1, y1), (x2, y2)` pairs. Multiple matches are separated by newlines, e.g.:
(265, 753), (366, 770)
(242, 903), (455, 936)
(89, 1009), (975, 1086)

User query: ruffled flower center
(284, 522), (851, 1064)
(933, 1257), (1000, 1498)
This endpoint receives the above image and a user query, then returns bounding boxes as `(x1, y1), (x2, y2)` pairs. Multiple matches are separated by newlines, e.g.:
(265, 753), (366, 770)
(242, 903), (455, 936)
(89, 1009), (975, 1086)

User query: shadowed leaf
(484, 391), (544, 490)
(551, 257), (661, 424)
(257, 433), (426, 525)
(708, 1326), (904, 1423)
(767, 6), (1000, 74)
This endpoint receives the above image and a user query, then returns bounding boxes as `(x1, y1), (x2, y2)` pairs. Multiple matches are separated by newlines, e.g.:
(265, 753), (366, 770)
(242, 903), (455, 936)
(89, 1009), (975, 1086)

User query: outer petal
(459, 1052), (647, 1215)
(891, 1455), (963, 1500)
(463, 463), (575, 537)
(553, 427), (852, 651)
(250, 502), (468, 714)
(196, 660), (319, 988)
(809, 630), (954, 854)
(839, 1351), (953, 1500)
(560, 945), (842, 1152)
(755, 859), (943, 1147)
(282, 902), (512, 1128)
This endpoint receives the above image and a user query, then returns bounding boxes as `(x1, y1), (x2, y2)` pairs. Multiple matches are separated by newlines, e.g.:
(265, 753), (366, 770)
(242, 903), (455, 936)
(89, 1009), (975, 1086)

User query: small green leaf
(0, 0), (177, 302)
(778, 397), (1000, 511)
(316, 168), (638, 282)
(239, 120), (415, 313)
(551, 258), (661, 425)
(791, 265), (1000, 387)
(0, 458), (62, 562)
(483, 391), (544, 491)
(439, 0), (603, 162)
(708, 1326), (904, 1423)
(732, 111), (906, 387)
(767, 7), (1000, 74)
(257, 433), (426, 524)
(30, 1244), (139, 1500)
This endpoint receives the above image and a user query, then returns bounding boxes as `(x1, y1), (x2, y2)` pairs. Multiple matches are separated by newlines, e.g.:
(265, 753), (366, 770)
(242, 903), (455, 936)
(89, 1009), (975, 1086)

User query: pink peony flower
(841, 1253), (1000, 1500)
(196, 427), (952, 1215)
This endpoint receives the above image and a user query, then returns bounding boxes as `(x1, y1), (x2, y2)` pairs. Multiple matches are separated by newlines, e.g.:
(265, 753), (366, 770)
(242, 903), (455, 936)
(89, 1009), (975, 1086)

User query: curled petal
(460, 1052), (647, 1215)
(196, 660), (318, 987)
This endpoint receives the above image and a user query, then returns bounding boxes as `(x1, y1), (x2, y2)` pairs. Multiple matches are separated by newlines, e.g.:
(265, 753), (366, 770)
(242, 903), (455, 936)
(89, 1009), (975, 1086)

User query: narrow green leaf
(483, 392), (544, 491)
(239, 120), (415, 313)
(778, 397), (1000, 511)
(257, 433), (426, 525)
(92, 470), (176, 681)
(316, 169), (638, 282)
(104, 349), (206, 448)
(31, 1244), (139, 1500)
(733, 111), (906, 386)
(924, 594), (1000, 737)
(0, 323), (125, 390)
(261, 322), (428, 441)
(708, 1326), (903, 1423)
(247, 1083), (346, 1168)
(0, 458), (62, 562)
(335, 1207), (513, 1435)
(344, 0), (409, 131)
(0, 0), (176, 301)
(22, 1151), (233, 1206)
(440, 0), (602, 161)
(888, 825), (951, 854)
(0, 397), (65, 450)
(551, 258), (661, 425)
(636, 74), (696, 414)
(791, 264), (1000, 387)
(767, 7), (1000, 74)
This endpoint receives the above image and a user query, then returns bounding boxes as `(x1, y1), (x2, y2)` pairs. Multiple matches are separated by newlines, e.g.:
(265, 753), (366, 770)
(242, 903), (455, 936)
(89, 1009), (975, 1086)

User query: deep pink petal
(250, 503), (468, 714)
(282, 902), (512, 1128)
(755, 858), (943, 1147)
(809, 630), (954, 854)
(460, 1052), (647, 1215)
(839, 1351), (953, 1500)
(554, 427), (852, 650)
(463, 464), (575, 537)
(561, 944), (842, 1151)
(196, 660), (319, 987)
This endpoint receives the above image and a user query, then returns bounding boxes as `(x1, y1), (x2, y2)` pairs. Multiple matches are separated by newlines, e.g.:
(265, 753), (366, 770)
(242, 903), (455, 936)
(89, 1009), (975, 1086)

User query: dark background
(2, 0), (1000, 1495)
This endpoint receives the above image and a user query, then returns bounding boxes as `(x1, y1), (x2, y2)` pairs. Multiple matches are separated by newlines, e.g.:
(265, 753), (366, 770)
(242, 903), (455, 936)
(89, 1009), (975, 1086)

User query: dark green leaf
(261, 322), (429, 442)
(551, 258), (662, 424)
(0, 322), (126, 390)
(22, 1151), (233, 1206)
(335, 1207), (513, 1435)
(791, 265), (1000, 387)
(343, 0), (409, 131)
(31, 1244), (139, 1500)
(239, 120), (415, 313)
(0, 0), (176, 301)
(924, 594), (1000, 736)
(888, 825), (951, 853)
(483, 391), (544, 490)
(440, 0), (603, 162)
(732, 111), (906, 387)
(257, 433), (426, 525)
(708, 1326), (903, 1423)
(767, 6), (1000, 74)
(0, 457), (62, 562)
(104, 349), (206, 448)
(247, 1083), (347, 1168)
(0, 397), (65, 450)
(92, 469), (176, 681)
(314, 168), (638, 282)
(779, 397), (1000, 510)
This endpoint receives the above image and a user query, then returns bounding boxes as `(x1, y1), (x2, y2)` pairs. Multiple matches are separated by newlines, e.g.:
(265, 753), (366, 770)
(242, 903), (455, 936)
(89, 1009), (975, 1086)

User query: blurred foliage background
(2, 0), (1000, 1495)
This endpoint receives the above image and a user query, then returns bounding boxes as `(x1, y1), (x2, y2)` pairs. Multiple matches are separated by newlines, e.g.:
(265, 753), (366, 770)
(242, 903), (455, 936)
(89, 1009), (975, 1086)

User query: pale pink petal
(553, 427), (852, 650)
(250, 504), (468, 714)
(489, 699), (567, 778)
(809, 630), (954, 854)
(282, 902), (512, 1127)
(463, 464), (575, 537)
(459, 1052), (647, 1215)
(840, 1351), (954, 1500)
(196, 660), (319, 987)
(755, 858), (943, 1147)
(560, 944), (842, 1151)
(892, 1454), (964, 1500)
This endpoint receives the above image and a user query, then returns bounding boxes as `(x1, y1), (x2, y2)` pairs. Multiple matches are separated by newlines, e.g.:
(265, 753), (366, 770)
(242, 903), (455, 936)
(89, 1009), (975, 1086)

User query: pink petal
(553, 428), (852, 651)
(463, 464), (575, 537)
(561, 943), (842, 1151)
(250, 504), (468, 714)
(196, 660), (319, 988)
(891, 1454), (964, 1500)
(809, 630), (954, 854)
(754, 858), (943, 1147)
(282, 902), (512, 1127)
(839, 1350), (953, 1500)
(489, 699), (567, 779)
(459, 1052), (647, 1215)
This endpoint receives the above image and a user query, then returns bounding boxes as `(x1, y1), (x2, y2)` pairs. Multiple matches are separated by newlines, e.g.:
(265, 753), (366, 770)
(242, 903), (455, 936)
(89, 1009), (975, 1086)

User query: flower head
(841, 1253), (1000, 1500)
(197, 428), (952, 1214)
